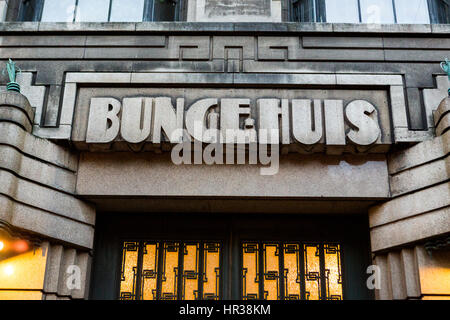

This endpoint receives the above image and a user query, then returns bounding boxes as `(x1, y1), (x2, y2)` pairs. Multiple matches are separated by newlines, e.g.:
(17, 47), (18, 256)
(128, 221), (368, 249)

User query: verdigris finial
(3, 59), (21, 92)
(440, 58), (450, 96)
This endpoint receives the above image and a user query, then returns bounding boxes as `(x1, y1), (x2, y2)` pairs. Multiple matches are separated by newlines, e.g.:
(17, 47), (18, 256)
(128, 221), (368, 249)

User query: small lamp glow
(0, 241), (4, 251)
(4, 265), (14, 276)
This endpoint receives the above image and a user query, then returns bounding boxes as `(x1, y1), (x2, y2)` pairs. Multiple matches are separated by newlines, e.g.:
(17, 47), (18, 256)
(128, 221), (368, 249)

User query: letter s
(345, 100), (381, 146)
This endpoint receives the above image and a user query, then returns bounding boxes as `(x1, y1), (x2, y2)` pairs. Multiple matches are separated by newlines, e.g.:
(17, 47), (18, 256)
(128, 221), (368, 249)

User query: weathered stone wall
(369, 97), (450, 299)
(0, 23), (447, 139)
(0, 21), (448, 300)
(0, 91), (95, 299)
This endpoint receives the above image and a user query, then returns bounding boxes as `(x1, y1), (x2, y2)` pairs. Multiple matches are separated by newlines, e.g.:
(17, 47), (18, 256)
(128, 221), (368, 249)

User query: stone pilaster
(0, 90), (96, 300)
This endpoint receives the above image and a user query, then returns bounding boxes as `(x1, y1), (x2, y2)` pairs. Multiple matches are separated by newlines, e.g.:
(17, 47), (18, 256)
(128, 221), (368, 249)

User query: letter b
(86, 97), (121, 143)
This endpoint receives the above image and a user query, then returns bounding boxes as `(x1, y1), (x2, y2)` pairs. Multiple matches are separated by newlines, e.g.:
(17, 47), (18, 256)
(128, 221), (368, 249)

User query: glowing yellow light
(0, 241), (4, 251)
(4, 265), (14, 276)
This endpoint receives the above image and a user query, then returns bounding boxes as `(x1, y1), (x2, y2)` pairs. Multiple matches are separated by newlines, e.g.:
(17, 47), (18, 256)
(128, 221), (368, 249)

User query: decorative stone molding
(374, 245), (450, 300)
(0, 90), (96, 249)
(0, 73), (46, 125)
(33, 72), (431, 144)
(42, 243), (92, 300)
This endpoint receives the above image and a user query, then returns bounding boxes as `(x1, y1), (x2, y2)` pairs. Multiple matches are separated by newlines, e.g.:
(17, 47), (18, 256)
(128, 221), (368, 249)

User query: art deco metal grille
(242, 242), (343, 300)
(119, 241), (221, 300)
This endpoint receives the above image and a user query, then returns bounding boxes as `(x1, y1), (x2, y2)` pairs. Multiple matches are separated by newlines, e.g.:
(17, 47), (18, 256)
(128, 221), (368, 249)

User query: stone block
(390, 157), (449, 197)
(57, 248), (77, 297)
(0, 47), (85, 60)
(383, 37), (450, 49)
(302, 36), (383, 48)
(369, 182), (450, 228)
(370, 207), (450, 252)
(384, 49), (450, 62)
(76, 152), (389, 198)
(0, 22), (39, 32)
(374, 255), (392, 300)
(0, 145), (76, 193)
(388, 131), (449, 174)
(43, 244), (64, 294)
(0, 35), (86, 47)
(85, 35), (165, 47)
(332, 23), (431, 33)
(0, 170), (95, 225)
(431, 24), (450, 34)
(0, 123), (78, 170)
(0, 194), (95, 249)
(71, 252), (92, 299)
(400, 248), (421, 298)
(38, 22), (136, 32)
(0, 106), (33, 132)
(0, 91), (34, 123)
(387, 251), (407, 299)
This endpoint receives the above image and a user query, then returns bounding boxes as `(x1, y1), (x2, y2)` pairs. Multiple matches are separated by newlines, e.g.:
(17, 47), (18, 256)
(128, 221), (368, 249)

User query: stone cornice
(0, 21), (449, 35)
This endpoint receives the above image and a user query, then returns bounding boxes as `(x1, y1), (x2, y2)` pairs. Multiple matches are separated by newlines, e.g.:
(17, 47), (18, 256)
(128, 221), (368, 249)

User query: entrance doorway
(90, 213), (372, 300)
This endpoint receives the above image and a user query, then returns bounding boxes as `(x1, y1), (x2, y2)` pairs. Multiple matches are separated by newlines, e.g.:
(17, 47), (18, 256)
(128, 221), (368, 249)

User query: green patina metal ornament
(3, 59), (21, 93)
(440, 58), (450, 96)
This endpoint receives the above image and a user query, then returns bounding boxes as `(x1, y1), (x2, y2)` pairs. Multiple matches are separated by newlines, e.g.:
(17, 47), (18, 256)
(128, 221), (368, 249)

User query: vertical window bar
(319, 243), (326, 300)
(135, 241), (145, 300)
(107, 0), (113, 22)
(298, 243), (306, 300)
(259, 241), (264, 300)
(198, 242), (204, 300)
(278, 242), (285, 300)
(392, 0), (399, 23)
(176, 242), (183, 300)
(73, 0), (79, 23)
(155, 241), (164, 300)
(357, 0), (363, 23)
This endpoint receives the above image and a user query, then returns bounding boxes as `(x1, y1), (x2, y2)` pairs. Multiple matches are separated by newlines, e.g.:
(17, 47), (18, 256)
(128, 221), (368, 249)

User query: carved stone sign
(72, 87), (392, 154)
(205, 0), (271, 17)
(194, 0), (280, 22)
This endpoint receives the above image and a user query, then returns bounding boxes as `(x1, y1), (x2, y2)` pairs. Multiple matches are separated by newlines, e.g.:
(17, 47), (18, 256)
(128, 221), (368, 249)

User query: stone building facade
(0, 0), (448, 300)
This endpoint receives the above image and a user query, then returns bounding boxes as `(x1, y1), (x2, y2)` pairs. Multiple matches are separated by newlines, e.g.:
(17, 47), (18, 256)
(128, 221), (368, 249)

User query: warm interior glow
(13, 240), (29, 253)
(0, 246), (47, 300)
(0, 241), (4, 251)
(3, 264), (14, 276)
